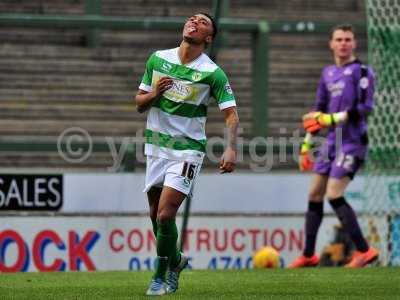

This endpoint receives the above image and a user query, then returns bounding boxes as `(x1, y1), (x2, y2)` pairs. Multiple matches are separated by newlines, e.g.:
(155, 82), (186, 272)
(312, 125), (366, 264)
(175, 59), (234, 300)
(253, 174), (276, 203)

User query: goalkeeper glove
(299, 133), (315, 172)
(303, 111), (348, 134)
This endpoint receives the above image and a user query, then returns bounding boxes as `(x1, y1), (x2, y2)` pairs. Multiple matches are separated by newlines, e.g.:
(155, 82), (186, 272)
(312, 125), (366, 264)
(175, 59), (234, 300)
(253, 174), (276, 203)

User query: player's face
(330, 30), (356, 60)
(182, 14), (214, 45)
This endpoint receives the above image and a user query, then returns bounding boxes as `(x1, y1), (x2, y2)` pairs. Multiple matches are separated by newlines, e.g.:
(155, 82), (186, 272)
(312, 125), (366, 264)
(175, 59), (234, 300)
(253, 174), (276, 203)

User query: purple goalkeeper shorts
(313, 146), (364, 180)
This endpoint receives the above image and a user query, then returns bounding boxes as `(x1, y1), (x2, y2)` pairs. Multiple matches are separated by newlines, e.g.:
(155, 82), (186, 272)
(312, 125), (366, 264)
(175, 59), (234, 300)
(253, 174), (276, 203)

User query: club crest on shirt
(192, 72), (202, 81)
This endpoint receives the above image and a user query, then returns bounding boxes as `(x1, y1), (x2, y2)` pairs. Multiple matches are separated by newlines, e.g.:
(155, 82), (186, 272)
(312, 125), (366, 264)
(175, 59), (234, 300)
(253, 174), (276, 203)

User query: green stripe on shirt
(145, 129), (206, 153)
(153, 97), (207, 118)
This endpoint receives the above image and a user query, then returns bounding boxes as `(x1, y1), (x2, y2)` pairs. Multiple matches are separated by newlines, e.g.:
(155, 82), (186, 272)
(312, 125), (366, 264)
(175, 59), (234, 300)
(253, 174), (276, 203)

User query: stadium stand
(0, 0), (367, 170)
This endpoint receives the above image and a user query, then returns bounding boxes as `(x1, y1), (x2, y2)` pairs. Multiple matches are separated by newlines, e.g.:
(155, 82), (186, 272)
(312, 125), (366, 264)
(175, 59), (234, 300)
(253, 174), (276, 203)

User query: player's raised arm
(219, 106), (239, 173)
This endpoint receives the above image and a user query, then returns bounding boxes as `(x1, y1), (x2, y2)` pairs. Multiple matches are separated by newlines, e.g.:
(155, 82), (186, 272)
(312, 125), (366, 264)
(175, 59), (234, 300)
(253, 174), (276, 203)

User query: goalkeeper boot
(146, 278), (167, 296)
(288, 254), (319, 268)
(166, 253), (189, 293)
(345, 247), (379, 268)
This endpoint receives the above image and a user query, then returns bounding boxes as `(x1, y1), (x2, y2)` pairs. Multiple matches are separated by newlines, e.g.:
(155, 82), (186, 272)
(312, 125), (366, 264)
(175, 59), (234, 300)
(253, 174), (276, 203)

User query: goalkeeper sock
(153, 218), (178, 280)
(329, 196), (369, 252)
(303, 201), (324, 257)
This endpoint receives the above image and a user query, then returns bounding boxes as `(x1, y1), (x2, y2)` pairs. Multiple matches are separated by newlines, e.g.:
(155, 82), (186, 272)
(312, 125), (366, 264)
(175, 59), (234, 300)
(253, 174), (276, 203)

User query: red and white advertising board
(0, 215), (339, 272)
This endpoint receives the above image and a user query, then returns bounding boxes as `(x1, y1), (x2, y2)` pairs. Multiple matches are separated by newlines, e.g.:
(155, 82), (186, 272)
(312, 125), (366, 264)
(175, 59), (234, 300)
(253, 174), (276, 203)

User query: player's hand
(135, 77), (173, 113)
(302, 111), (325, 134)
(299, 135), (314, 171)
(219, 147), (236, 174)
(303, 111), (348, 134)
(153, 77), (173, 98)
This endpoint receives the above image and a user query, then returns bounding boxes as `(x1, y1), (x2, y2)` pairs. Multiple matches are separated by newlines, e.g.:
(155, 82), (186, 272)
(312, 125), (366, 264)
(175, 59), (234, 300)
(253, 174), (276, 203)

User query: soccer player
(135, 13), (239, 295)
(289, 24), (379, 268)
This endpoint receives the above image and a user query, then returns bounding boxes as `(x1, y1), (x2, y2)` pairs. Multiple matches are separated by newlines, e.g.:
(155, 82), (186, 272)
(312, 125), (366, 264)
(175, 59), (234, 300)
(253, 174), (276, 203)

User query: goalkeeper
(289, 24), (379, 268)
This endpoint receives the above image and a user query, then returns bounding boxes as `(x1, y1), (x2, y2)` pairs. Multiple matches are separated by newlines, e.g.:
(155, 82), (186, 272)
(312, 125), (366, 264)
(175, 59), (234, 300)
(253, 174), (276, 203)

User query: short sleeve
(139, 53), (156, 92)
(211, 68), (236, 110)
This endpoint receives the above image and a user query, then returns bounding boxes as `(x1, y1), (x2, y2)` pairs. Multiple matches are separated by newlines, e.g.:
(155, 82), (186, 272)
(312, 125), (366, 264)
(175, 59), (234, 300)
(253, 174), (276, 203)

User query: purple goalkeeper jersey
(314, 60), (375, 158)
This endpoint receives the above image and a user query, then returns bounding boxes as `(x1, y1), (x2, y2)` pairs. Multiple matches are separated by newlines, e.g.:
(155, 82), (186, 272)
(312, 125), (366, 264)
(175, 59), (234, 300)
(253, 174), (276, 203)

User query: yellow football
(253, 246), (280, 268)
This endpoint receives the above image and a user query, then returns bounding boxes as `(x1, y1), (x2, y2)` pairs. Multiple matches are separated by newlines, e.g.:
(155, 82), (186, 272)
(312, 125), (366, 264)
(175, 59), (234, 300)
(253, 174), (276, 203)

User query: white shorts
(143, 156), (202, 196)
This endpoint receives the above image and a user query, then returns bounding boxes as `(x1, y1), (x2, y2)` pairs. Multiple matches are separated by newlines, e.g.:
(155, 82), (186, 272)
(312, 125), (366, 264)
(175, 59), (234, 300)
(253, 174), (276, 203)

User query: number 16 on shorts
(181, 162), (197, 186)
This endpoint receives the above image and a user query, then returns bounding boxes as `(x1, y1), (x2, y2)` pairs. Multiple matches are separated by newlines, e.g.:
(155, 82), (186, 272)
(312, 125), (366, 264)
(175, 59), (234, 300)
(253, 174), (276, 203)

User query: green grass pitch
(0, 268), (399, 300)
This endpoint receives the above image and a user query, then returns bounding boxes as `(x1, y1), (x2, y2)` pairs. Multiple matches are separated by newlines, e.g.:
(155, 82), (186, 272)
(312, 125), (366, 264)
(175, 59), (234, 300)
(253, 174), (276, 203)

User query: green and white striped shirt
(139, 47), (236, 163)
